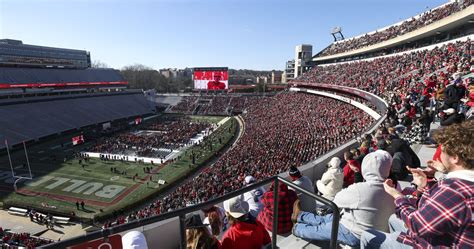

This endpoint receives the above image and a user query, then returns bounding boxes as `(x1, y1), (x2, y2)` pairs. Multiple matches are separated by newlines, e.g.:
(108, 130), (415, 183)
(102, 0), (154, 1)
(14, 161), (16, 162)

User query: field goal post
(5, 140), (33, 192)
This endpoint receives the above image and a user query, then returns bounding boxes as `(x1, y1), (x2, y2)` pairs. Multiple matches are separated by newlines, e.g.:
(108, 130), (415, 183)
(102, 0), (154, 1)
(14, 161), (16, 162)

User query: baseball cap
(223, 195), (249, 219)
(122, 231), (148, 249)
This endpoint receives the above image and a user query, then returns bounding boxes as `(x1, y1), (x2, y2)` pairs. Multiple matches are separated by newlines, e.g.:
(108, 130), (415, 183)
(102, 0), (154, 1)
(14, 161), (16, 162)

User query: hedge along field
(0, 115), (237, 220)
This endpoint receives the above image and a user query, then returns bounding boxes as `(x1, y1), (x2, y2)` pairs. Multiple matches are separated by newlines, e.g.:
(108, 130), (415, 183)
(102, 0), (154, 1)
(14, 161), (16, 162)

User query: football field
(0, 115), (236, 220)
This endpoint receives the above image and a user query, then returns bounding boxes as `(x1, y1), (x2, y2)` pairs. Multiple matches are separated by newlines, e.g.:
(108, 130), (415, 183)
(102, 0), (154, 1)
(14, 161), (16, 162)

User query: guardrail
(41, 176), (340, 249)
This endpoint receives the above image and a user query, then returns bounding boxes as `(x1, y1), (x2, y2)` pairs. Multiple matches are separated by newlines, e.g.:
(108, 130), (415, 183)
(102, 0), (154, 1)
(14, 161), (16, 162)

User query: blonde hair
(186, 227), (216, 249)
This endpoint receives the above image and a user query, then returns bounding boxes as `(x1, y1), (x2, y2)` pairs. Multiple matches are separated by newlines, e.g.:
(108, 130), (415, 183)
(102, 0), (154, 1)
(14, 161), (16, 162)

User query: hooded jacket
(333, 150), (396, 238)
(316, 157), (344, 200)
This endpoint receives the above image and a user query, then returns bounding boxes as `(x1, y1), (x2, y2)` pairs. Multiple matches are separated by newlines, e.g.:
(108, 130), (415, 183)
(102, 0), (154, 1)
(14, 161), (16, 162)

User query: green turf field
(0, 115), (236, 220)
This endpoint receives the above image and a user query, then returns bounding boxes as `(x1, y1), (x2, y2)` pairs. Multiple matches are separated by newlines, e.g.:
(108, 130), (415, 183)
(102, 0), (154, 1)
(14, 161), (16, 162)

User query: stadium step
(275, 232), (336, 249)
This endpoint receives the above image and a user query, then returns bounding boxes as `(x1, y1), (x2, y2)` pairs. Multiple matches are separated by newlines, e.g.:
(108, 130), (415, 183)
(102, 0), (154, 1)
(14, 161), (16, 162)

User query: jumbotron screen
(193, 67), (228, 90)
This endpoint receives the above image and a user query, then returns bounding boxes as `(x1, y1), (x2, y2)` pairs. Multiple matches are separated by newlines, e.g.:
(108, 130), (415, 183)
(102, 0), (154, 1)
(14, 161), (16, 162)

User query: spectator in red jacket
(221, 195), (270, 249)
(343, 151), (362, 187)
(258, 182), (298, 234)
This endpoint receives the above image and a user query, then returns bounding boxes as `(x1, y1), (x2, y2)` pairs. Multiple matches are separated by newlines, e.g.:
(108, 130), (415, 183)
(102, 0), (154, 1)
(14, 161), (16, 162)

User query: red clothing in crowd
(221, 217), (270, 249)
(343, 159), (362, 187)
(257, 182), (298, 234)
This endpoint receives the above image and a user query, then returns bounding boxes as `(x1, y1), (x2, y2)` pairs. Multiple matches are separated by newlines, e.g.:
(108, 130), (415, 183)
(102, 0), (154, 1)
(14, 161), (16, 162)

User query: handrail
(41, 176), (340, 249)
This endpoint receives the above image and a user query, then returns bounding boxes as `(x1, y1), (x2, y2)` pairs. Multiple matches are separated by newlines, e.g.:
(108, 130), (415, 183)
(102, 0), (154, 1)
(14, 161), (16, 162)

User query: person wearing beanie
(316, 157), (344, 201)
(292, 150), (395, 247)
(288, 166), (316, 212)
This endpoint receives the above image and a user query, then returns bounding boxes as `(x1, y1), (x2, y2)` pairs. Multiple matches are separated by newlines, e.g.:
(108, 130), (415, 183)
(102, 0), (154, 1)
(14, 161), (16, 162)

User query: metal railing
(41, 176), (340, 249)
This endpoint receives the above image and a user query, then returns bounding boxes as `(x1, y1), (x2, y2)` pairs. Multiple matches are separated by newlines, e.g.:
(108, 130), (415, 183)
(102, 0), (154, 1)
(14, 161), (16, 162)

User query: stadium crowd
(102, 92), (374, 228)
(0, 227), (54, 249)
(318, 0), (473, 56)
(169, 95), (270, 115)
(299, 39), (473, 143)
(160, 93), (373, 209)
(97, 34), (474, 248)
(89, 117), (211, 157)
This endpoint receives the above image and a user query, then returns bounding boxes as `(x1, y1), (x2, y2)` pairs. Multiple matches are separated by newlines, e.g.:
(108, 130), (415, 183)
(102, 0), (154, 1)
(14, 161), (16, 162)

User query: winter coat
(316, 157), (343, 201)
(334, 150), (396, 238)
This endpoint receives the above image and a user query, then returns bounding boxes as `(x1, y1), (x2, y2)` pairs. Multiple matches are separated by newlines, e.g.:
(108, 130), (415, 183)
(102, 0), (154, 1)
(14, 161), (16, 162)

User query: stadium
(0, 0), (473, 248)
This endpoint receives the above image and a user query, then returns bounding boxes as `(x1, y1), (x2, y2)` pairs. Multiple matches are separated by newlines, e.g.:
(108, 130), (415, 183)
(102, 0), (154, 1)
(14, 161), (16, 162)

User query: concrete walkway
(0, 209), (86, 241)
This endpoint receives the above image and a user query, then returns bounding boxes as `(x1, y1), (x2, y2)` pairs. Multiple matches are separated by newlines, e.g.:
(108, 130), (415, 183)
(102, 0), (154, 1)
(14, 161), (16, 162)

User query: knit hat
(223, 195), (249, 219)
(288, 166), (301, 177)
(122, 231), (148, 249)
(185, 214), (207, 229)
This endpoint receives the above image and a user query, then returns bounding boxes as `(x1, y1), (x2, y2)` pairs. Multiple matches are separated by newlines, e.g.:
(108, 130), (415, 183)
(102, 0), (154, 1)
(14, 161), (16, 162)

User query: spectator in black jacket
(386, 137), (420, 180)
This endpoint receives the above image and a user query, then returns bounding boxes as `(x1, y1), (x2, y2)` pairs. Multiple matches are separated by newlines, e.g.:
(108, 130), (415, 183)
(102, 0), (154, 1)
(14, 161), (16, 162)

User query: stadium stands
(168, 94), (273, 115)
(89, 116), (211, 157)
(102, 92), (376, 229)
(0, 92), (154, 148)
(297, 39), (471, 98)
(317, 0), (473, 57)
(5, 2), (474, 248)
(0, 67), (125, 87)
(0, 228), (54, 248)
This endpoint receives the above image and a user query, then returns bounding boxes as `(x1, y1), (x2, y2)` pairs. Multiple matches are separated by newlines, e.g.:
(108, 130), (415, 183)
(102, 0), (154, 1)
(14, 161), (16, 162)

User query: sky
(0, 0), (447, 71)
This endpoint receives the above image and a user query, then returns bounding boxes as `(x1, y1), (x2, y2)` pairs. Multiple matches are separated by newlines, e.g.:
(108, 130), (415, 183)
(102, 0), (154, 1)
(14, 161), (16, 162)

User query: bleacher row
(0, 67), (124, 84)
(0, 93), (154, 148)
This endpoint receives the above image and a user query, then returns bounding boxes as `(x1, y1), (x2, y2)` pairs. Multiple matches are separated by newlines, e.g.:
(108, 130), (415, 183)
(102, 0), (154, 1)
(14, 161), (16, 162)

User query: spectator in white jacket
(316, 157), (343, 200)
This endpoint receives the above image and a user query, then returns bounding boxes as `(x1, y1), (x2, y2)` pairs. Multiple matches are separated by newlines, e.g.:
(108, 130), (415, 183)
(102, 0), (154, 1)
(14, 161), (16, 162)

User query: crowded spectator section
(316, 0), (473, 57)
(85, 116), (214, 163)
(0, 227), (54, 249)
(169, 94), (270, 115)
(295, 38), (473, 143)
(103, 92), (376, 229)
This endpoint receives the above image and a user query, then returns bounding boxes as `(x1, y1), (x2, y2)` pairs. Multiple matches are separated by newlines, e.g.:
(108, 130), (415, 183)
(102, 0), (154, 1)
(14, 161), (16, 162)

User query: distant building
(285, 59), (295, 81)
(0, 39), (91, 69)
(271, 70), (283, 83)
(159, 68), (192, 78)
(294, 44), (312, 78)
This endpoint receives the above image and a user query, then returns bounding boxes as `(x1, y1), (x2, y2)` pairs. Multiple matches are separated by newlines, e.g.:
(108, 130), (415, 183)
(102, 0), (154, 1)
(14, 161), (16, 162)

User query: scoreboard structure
(193, 67), (228, 90)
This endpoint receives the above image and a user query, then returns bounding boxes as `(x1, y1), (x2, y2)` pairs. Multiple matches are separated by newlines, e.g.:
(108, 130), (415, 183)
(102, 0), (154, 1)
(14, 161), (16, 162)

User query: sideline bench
(53, 216), (71, 224)
(8, 207), (28, 216)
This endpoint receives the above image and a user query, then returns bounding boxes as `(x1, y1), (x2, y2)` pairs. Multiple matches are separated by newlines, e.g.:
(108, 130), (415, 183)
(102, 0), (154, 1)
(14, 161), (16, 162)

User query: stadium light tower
(331, 27), (345, 42)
